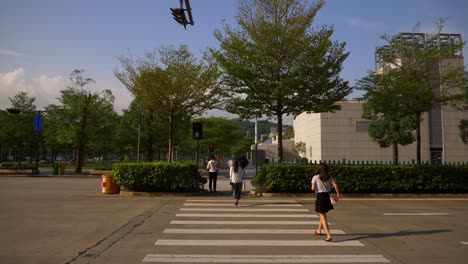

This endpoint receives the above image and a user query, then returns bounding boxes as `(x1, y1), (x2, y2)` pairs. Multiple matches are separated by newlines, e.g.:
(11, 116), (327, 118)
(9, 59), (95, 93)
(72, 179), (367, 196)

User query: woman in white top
(311, 163), (341, 242)
(206, 155), (218, 192)
(230, 159), (243, 206)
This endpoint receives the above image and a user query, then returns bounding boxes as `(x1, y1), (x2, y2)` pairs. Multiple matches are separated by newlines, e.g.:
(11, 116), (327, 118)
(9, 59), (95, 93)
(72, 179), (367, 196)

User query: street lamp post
(137, 112), (141, 162)
(255, 118), (258, 175)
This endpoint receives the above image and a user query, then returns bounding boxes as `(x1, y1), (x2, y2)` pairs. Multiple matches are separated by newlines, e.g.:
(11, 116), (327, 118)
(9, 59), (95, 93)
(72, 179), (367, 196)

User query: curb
(0, 174), (102, 178)
(251, 191), (468, 198)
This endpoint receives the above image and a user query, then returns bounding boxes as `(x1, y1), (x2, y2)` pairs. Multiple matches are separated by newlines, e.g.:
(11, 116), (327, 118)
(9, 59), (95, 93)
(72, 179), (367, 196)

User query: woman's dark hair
(233, 159), (238, 173)
(315, 163), (330, 181)
(210, 155), (215, 160)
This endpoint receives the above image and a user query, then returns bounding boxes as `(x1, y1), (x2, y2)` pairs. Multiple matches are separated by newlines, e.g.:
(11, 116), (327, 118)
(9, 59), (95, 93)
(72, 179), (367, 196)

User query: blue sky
(1, 0), (467, 124)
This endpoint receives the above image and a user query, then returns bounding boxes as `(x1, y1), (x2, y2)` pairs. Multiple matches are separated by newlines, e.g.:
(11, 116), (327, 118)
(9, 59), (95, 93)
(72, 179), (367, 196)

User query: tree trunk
(416, 112), (422, 164)
(75, 94), (89, 173)
(145, 139), (154, 162)
(392, 142), (399, 164)
(277, 114), (283, 161)
(168, 115), (174, 162)
(75, 144), (84, 173)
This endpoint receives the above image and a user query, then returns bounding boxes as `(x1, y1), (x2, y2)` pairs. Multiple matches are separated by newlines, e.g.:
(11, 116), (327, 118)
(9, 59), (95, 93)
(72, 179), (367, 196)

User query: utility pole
(255, 118), (258, 175)
(137, 112), (141, 162)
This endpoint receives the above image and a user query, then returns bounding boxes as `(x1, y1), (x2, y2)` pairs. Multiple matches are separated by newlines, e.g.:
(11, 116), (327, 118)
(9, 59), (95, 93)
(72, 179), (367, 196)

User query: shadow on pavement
(340, 229), (451, 241)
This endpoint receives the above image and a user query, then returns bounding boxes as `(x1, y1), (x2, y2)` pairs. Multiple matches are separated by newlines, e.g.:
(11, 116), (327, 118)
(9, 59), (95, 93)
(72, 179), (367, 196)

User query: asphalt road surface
(0, 176), (467, 264)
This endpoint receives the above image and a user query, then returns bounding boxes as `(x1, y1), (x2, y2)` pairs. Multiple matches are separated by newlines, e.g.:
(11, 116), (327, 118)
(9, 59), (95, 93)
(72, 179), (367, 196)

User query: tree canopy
(212, 0), (351, 160)
(115, 45), (223, 161)
(46, 69), (118, 172)
(359, 20), (466, 163)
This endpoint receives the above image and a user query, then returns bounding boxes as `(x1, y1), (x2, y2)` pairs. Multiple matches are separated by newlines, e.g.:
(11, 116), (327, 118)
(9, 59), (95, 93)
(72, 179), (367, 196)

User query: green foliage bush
(0, 163), (38, 169)
(112, 161), (203, 192)
(251, 164), (468, 193)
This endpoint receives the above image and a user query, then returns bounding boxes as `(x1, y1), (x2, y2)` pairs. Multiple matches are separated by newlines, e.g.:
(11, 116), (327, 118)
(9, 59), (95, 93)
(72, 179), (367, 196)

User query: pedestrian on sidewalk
(311, 163), (341, 242)
(206, 155), (219, 192)
(229, 159), (243, 206)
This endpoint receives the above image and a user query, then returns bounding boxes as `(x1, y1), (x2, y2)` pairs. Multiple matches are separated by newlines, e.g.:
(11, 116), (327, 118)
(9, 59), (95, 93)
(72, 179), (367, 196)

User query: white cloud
(33, 75), (66, 107)
(0, 49), (24, 57)
(0, 68), (65, 109)
(348, 17), (386, 31)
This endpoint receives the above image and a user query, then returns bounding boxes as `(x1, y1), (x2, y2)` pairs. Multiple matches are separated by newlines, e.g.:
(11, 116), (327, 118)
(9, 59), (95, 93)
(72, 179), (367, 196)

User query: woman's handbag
(318, 178), (337, 205)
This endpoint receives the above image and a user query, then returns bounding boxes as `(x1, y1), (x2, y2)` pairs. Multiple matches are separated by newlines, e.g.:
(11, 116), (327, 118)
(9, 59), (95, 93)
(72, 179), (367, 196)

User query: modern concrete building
(294, 33), (467, 164)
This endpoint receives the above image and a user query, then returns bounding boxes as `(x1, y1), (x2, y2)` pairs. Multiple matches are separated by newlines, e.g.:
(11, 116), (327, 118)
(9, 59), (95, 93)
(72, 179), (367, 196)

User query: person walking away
(230, 159), (243, 206)
(311, 163), (341, 242)
(206, 155), (219, 192)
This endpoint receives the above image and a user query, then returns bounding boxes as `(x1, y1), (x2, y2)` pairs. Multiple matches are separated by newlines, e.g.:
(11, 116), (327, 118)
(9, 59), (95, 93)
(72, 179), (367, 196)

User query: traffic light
(6, 108), (21, 114)
(170, 7), (188, 29)
(209, 143), (215, 152)
(192, 122), (203, 140)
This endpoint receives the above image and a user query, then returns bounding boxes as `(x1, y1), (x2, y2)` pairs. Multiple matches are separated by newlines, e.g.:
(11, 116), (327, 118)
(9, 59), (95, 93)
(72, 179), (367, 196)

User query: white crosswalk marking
(184, 203), (303, 207)
(176, 213), (317, 218)
(142, 199), (390, 263)
(143, 254), (390, 263)
(164, 229), (346, 234)
(181, 208), (309, 211)
(384, 213), (448, 216)
(171, 220), (322, 225)
(155, 239), (364, 246)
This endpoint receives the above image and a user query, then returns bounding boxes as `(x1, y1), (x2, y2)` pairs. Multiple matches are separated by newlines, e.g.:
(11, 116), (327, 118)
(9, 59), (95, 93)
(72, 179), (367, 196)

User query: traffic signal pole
(196, 140), (199, 170)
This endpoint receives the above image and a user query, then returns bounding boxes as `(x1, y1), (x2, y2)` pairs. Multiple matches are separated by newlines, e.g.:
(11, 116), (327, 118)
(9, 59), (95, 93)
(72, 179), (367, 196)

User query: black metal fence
(265, 158), (468, 166)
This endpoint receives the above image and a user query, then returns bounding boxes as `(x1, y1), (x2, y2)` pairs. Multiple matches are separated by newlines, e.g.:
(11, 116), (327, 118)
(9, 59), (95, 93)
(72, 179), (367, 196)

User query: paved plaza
(0, 176), (467, 264)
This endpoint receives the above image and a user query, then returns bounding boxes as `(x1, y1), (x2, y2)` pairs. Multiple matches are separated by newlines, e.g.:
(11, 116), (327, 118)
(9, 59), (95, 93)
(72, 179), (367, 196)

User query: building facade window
(356, 121), (371, 132)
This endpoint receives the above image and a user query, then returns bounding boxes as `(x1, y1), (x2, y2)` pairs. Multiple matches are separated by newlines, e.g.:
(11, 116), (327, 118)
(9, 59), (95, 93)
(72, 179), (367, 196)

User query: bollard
(101, 174), (119, 194)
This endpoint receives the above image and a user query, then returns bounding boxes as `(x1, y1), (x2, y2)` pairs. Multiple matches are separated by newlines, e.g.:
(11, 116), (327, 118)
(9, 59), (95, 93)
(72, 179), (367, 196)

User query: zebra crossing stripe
(184, 203), (303, 207)
(164, 229), (346, 234)
(176, 213), (317, 218)
(181, 208), (308, 212)
(170, 220), (324, 225)
(186, 199), (300, 203)
(155, 239), (364, 246)
(384, 213), (448, 216)
(143, 254), (390, 263)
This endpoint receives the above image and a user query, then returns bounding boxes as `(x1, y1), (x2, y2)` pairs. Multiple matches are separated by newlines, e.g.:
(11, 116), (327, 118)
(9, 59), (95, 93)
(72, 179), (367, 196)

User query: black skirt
(315, 192), (334, 213)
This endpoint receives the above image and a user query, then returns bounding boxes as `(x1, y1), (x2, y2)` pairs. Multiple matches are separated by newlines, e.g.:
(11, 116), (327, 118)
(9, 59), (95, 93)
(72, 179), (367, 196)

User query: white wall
(294, 101), (441, 163)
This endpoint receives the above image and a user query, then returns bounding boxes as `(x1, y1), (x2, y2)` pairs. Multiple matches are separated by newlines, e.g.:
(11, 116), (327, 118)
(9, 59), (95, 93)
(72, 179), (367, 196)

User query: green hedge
(251, 164), (468, 193)
(0, 163), (38, 169)
(112, 161), (203, 192)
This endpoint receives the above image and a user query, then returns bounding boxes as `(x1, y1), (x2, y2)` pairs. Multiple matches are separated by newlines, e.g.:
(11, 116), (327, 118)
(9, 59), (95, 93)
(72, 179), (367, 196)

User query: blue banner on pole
(34, 113), (43, 131)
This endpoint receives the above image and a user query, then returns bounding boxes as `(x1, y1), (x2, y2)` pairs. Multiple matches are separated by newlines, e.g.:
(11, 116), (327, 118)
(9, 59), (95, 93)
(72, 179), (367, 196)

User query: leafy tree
(46, 69), (117, 173)
(194, 117), (252, 159)
(294, 141), (306, 157)
(115, 99), (166, 161)
(451, 70), (468, 144)
(115, 45), (223, 161)
(374, 20), (465, 163)
(1, 92), (37, 165)
(212, 0), (351, 160)
(283, 127), (294, 140)
(356, 71), (415, 164)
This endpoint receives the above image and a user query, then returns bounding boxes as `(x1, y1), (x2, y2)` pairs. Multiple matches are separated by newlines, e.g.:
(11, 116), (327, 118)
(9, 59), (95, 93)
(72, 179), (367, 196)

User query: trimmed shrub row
(251, 164), (468, 193)
(112, 161), (203, 192)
